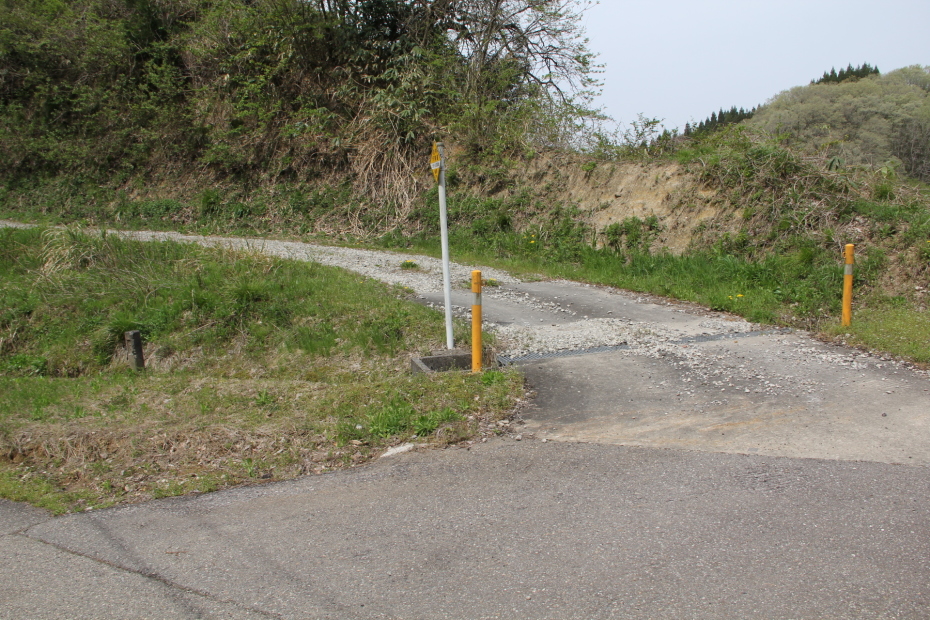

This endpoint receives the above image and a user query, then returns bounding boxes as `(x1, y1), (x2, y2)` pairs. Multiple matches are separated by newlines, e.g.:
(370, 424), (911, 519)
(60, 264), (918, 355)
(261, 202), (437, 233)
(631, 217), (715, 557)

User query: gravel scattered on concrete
(495, 319), (663, 357)
(484, 287), (578, 316)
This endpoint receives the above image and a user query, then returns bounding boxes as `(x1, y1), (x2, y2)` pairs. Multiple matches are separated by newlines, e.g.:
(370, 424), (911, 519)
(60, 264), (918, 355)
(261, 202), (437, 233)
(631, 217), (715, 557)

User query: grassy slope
(0, 227), (522, 513)
(383, 138), (930, 365)
(2, 131), (928, 368)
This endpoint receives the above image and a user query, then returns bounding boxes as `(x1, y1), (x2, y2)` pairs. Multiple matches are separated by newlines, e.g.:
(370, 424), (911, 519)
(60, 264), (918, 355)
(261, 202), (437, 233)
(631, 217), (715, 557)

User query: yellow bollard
(842, 244), (855, 327)
(471, 270), (482, 373)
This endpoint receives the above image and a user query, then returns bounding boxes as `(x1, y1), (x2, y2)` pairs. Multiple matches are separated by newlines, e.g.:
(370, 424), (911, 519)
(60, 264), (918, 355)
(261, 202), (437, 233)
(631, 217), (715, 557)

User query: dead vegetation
(1, 351), (523, 514)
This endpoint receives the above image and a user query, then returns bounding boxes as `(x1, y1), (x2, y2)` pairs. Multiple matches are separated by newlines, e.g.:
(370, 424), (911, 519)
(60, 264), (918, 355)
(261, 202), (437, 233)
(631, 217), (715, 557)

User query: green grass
(0, 227), (523, 513)
(0, 470), (98, 514)
(824, 304), (930, 364)
(387, 231), (851, 325)
(0, 226), (458, 374)
(380, 221), (928, 363)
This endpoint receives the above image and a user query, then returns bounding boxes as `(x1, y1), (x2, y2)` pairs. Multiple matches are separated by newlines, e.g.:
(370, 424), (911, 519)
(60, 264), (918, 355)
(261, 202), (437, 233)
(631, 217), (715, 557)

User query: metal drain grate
(676, 329), (788, 345)
(498, 344), (630, 365)
(497, 329), (789, 365)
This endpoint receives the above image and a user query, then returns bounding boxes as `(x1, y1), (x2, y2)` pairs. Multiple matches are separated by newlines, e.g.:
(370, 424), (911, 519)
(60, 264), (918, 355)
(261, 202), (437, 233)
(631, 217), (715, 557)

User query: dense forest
(0, 0), (600, 211)
(684, 105), (756, 136)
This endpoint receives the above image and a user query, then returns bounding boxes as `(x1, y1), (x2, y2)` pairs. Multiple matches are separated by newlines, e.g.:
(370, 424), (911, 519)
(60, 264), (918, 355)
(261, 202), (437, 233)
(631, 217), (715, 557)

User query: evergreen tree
(813, 63), (880, 84)
(689, 103), (756, 136)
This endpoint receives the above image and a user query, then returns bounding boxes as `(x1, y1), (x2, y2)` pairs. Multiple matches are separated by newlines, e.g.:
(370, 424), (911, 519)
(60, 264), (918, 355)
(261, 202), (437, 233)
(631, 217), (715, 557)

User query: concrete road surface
(488, 281), (930, 466)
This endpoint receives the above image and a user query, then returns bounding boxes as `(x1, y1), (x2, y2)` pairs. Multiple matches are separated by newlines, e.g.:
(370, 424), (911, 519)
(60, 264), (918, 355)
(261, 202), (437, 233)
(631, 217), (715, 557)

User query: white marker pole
(436, 143), (454, 349)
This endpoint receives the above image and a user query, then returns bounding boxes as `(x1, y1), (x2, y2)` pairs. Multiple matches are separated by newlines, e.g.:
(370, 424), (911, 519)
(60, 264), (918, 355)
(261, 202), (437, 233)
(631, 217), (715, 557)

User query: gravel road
(111, 228), (928, 405)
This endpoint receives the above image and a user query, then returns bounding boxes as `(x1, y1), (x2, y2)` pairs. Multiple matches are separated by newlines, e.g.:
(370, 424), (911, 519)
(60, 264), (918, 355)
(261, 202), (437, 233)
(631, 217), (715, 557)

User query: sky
(581, 0), (930, 131)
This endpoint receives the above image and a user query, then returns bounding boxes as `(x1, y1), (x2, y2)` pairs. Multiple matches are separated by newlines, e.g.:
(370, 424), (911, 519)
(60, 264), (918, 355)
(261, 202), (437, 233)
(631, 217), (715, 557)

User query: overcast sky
(581, 0), (930, 131)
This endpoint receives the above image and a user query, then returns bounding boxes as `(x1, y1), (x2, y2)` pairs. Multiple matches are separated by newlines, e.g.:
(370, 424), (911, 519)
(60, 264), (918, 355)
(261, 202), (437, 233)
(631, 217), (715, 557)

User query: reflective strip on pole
(842, 244), (854, 327)
(471, 270), (482, 373)
(436, 142), (454, 349)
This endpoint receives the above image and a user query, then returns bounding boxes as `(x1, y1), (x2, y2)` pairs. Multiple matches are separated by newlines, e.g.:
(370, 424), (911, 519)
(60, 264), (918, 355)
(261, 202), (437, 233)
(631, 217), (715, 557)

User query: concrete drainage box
(410, 350), (473, 374)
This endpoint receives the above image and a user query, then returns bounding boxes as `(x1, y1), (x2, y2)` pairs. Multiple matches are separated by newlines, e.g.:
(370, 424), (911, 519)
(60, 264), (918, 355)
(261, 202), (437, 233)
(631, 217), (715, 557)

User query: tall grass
(0, 227), (523, 513)
(0, 226), (462, 376)
(387, 225), (857, 326)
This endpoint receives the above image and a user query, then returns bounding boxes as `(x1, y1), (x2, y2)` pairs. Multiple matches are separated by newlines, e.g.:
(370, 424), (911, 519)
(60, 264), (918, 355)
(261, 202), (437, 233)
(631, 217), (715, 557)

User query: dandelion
(530, 240), (535, 244)
(737, 294), (744, 297)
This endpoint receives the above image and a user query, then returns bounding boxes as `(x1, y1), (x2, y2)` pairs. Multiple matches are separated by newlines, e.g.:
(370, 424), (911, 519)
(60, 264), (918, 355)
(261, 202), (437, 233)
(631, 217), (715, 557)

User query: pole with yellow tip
(432, 142), (454, 349)
(471, 270), (482, 373)
(842, 244), (855, 327)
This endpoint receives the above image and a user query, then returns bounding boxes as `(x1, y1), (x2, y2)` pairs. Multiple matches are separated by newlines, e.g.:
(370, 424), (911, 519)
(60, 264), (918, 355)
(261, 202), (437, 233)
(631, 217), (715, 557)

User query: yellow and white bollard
(842, 244), (855, 327)
(471, 270), (482, 373)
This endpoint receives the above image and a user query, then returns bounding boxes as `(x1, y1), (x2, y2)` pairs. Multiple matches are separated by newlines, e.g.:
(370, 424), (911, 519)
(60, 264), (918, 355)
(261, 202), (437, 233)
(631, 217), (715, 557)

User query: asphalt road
(5, 442), (930, 619)
(2, 224), (930, 618)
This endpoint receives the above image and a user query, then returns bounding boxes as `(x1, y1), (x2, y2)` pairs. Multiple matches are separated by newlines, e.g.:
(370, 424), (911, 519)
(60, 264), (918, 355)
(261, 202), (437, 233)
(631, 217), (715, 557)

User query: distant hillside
(745, 66), (930, 181)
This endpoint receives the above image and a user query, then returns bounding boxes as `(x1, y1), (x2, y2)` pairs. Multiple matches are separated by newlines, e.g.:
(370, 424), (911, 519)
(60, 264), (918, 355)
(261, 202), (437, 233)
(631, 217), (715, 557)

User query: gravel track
(3, 221), (925, 385)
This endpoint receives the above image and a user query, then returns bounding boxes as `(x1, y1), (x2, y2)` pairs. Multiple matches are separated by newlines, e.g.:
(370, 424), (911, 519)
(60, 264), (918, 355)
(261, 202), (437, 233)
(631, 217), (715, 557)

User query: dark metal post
(125, 330), (145, 370)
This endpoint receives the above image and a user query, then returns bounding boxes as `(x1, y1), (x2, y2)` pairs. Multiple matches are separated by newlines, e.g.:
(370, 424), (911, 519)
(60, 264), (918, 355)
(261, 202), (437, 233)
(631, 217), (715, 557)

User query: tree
(812, 63), (879, 84)
(447, 0), (599, 101)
